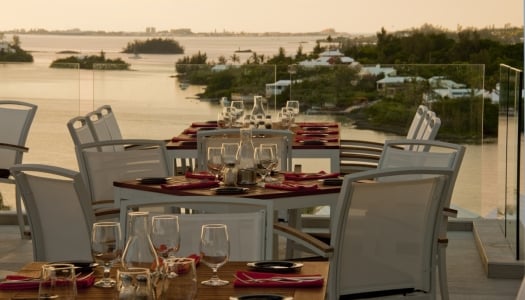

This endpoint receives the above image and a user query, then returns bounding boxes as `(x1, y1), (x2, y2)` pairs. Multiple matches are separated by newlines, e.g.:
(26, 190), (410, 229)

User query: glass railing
(0, 60), (502, 225)
(498, 64), (523, 259)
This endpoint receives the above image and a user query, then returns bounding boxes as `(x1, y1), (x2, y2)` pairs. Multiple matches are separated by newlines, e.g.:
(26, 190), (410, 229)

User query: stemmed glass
(200, 224), (229, 286)
(230, 100), (245, 126)
(254, 146), (274, 184)
(91, 221), (122, 288)
(207, 147), (224, 180)
(260, 143), (279, 181)
(221, 143), (239, 168)
(286, 100), (300, 116)
(150, 215), (181, 259)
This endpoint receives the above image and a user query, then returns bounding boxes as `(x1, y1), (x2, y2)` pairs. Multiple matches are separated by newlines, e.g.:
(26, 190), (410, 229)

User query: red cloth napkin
(0, 274), (95, 290)
(161, 180), (220, 190)
(183, 128), (199, 134)
(234, 270), (324, 288)
(191, 122), (218, 128)
(295, 129), (339, 135)
(171, 136), (196, 142)
(296, 122), (338, 128)
(264, 181), (319, 192)
(295, 136), (339, 142)
(185, 171), (216, 180)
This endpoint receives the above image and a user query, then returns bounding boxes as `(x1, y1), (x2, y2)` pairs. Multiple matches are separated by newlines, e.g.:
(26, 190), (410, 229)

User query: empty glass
(200, 224), (229, 286)
(206, 147), (224, 180)
(150, 215), (180, 259)
(254, 146), (274, 184)
(38, 263), (77, 300)
(259, 143), (279, 181)
(91, 221), (122, 288)
(162, 257), (197, 299)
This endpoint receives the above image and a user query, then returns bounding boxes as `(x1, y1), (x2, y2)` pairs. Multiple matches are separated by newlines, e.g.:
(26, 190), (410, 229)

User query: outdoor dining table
(1, 261), (328, 300)
(166, 121), (341, 174)
(113, 174), (341, 260)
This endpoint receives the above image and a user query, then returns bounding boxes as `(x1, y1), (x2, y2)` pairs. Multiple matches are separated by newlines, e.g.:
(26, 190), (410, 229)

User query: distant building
(265, 79), (302, 97)
(0, 41), (14, 53)
(298, 49), (355, 67)
(360, 64), (397, 77)
(376, 76), (426, 96)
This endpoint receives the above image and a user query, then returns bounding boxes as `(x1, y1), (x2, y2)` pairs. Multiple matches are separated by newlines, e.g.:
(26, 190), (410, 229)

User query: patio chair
(274, 166), (453, 300)
(0, 100), (38, 239)
(76, 139), (170, 221)
(196, 128), (293, 172)
(377, 139), (465, 300)
(67, 115), (98, 148)
(150, 201), (267, 261)
(10, 164), (93, 262)
(339, 108), (440, 174)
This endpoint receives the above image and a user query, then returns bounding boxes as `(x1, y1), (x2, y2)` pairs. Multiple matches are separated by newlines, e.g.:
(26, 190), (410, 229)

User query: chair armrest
(273, 222), (333, 257)
(443, 207), (458, 218)
(340, 139), (385, 149)
(0, 142), (29, 153)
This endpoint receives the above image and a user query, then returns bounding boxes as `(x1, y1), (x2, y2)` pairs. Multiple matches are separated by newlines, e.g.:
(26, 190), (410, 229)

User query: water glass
(38, 263), (77, 300)
(116, 267), (153, 300)
(200, 224), (229, 286)
(161, 257), (197, 300)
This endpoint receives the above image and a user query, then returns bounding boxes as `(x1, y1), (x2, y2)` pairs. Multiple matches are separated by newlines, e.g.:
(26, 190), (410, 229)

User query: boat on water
(179, 82), (189, 90)
(234, 47), (252, 53)
(219, 97), (230, 106)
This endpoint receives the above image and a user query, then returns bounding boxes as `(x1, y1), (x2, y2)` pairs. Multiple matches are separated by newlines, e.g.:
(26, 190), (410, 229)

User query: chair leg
(15, 187), (29, 239)
(438, 243), (449, 300)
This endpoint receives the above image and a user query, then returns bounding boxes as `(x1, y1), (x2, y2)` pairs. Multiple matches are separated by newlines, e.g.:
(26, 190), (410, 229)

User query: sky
(2, 0), (523, 34)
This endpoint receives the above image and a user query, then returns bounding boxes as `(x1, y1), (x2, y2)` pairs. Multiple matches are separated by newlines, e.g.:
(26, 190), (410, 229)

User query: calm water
(0, 34), (501, 217)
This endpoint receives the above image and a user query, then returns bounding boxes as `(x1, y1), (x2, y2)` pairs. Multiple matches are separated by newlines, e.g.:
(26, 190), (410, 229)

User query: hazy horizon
(2, 0), (523, 35)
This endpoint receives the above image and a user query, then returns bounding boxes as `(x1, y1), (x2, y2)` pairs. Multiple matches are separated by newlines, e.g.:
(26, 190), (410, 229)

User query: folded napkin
(234, 270), (324, 288)
(191, 122), (218, 128)
(0, 274), (95, 290)
(296, 122), (338, 128)
(264, 181), (319, 192)
(183, 128), (199, 134)
(284, 171), (340, 181)
(161, 180), (220, 190)
(171, 136), (196, 142)
(295, 136), (339, 143)
(185, 171), (216, 180)
(295, 129), (339, 135)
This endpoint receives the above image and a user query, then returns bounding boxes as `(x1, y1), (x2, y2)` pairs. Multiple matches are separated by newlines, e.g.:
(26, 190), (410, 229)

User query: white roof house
(265, 79), (303, 97)
(0, 41), (14, 53)
(428, 76), (466, 89)
(360, 64), (397, 77)
(298, 49), (355, 67)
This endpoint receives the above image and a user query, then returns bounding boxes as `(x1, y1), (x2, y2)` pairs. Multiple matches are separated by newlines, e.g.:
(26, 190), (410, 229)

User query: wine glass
(286, 100), (300, 116)
(254, 146), (273, 184)
(199, 224), (229, 286)
(150, 215), (180, 259)
(260, 143), (279, 181)
(91, 221), (122, 288)
(230, 100), (245, 126)
(221, 143), (239, 168)
(206, 147), (224, 180)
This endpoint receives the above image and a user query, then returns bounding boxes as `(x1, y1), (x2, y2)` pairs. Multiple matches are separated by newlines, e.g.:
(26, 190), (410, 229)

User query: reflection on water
(0, 36), (501, 219)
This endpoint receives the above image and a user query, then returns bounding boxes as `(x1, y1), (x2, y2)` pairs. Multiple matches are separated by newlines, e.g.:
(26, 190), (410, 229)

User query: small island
(122, 38), (184, 54)
(0, 35), (33, 62)
(50, 51), (130, 70)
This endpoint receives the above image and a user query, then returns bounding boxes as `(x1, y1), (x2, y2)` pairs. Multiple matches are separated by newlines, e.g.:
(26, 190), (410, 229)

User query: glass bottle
(121, 211), (159, 273)
(250, 96), (266, 128)
(236, 128), (257, 185)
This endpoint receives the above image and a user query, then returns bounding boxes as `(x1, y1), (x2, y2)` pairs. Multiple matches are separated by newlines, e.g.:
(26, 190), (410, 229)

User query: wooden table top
(114, 174), (341, 200)
(2, 261), (328, 300)
(167, 121), (340, 150)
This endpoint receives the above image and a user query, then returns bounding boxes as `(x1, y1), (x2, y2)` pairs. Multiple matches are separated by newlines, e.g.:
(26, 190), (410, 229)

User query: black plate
(230, 295), (292, 300)
(246, 261), (303, 273)
(323, 178), (343, 186)
(300, 140), (326, 145)
(52, 261), (98, 273)
(213, 187), (249, 195)
(137, 177), (169, 184)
